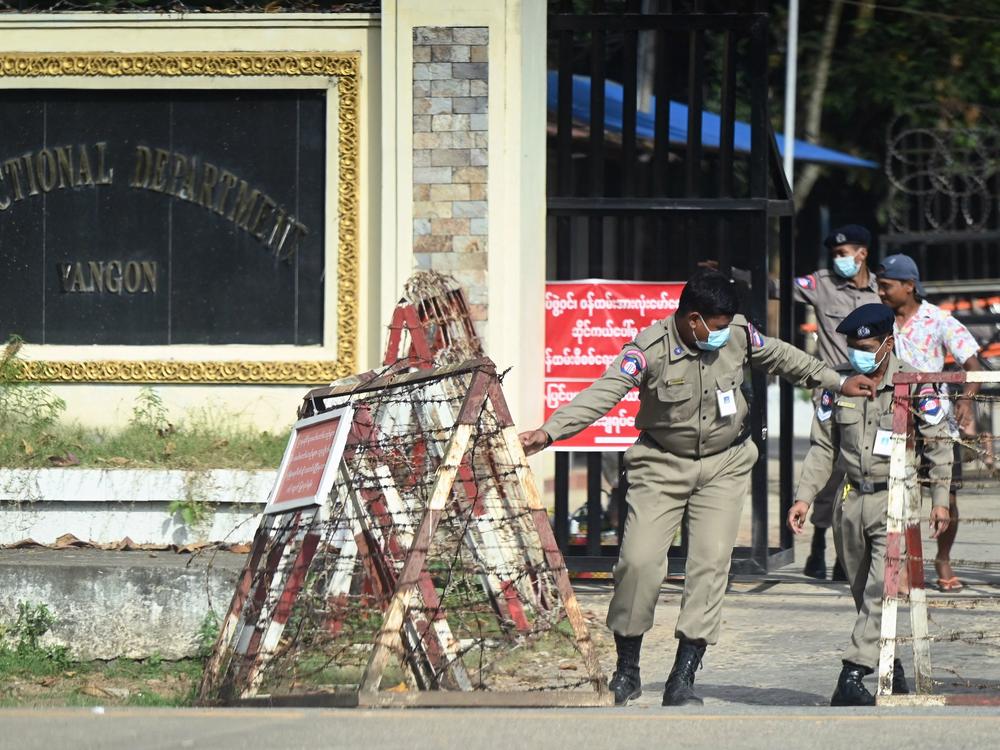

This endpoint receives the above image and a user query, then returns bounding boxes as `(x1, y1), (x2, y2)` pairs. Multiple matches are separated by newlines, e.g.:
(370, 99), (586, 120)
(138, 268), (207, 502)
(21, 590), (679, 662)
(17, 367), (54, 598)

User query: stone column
(380, 0), (546, 427)
(411, 26), (490, 334)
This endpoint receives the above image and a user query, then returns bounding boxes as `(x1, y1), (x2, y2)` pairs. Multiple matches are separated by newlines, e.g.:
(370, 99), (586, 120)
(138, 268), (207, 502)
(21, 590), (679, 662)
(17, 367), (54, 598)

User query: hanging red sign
(544, 280), (685, 451)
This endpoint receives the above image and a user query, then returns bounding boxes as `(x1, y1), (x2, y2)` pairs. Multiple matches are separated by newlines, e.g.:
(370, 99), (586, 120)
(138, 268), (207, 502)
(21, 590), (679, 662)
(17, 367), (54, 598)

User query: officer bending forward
(788, 303), (952, 706)
(520, 270), (876, 707)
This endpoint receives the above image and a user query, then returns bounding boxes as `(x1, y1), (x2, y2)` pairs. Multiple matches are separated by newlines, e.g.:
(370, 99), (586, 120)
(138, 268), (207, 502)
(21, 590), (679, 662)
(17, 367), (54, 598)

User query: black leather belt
(638, 427), (751, 459)
(846, 479), (889, 495)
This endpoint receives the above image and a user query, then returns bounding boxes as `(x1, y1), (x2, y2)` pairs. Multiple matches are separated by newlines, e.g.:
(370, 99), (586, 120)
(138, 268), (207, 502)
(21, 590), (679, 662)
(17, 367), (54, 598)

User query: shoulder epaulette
(631, 322), (669, 351)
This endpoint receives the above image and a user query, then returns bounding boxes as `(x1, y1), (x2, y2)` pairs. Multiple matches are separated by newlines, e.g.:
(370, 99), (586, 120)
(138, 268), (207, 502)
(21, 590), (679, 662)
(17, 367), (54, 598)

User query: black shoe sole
(831, 690), (876, 707)
(803, 556), (827, 580)
(614, 689), (642, 706)
(662, 697), (704, 707)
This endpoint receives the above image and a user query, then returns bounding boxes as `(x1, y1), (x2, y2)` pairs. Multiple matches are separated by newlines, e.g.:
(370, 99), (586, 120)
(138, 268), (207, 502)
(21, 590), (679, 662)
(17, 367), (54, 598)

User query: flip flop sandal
(936, 576), (964, 592)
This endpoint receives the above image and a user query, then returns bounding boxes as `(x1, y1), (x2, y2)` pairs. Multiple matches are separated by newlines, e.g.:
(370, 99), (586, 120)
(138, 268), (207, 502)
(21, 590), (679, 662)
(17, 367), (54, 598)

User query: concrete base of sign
(0, 548), (245, 660)
(0, 468), (273, 547)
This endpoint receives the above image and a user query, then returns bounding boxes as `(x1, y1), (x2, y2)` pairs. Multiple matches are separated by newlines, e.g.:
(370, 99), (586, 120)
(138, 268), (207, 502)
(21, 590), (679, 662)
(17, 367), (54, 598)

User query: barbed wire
(201, 363), (594, 702)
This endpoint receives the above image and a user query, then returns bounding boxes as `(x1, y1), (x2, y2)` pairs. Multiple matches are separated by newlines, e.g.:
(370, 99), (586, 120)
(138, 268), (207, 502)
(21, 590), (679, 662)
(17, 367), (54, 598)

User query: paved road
(4, 482), (998, 749)
(2, 705), (1000, 750)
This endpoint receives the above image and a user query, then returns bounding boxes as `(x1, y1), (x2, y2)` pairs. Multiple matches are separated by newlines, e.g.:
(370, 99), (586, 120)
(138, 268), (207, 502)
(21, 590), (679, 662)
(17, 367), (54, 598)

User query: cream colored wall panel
(0, 14), (382, 431)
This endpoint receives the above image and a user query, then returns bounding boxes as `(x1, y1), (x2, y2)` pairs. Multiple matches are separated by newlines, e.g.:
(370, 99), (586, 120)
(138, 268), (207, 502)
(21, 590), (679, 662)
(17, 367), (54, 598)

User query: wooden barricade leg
(906, 499), (934, 694)
(198, 513), (277, 703)
(343, 464), (472, 691)
(487, 380), (608, 697)
(418, 376), (533, 631)
(878, 385), (915, 699)
(323, 501), (362, 638)
(242, 516), (322, 697)
(224, 510), (311, 698)
(341, 413), (474, 690)
(359, 421), (477, 693)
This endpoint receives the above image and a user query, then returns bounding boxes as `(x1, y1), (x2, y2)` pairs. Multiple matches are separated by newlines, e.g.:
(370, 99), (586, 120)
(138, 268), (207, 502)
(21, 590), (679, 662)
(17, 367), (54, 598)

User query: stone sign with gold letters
(1, 89), (325, 346)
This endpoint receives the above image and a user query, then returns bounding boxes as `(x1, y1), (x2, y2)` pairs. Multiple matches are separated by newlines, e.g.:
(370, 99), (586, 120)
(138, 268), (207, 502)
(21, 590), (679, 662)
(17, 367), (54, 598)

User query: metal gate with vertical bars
(546, 0), (797, 575)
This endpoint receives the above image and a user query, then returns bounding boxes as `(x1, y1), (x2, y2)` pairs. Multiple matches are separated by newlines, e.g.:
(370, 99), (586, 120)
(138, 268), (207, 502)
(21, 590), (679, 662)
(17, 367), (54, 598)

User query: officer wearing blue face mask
(788, 303), (952, 706)
(521, 270), (877, 708)
(792, 224), (880, 582)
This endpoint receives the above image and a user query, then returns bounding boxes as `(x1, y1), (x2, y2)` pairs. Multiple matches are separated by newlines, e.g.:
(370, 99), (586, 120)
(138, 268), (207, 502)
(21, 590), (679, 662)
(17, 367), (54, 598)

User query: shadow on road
(697, 683), (830, 707)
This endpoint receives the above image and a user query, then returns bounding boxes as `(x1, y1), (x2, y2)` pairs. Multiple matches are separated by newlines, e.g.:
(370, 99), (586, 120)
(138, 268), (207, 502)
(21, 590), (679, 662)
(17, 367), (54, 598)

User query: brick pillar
(411, 26), (489, 336)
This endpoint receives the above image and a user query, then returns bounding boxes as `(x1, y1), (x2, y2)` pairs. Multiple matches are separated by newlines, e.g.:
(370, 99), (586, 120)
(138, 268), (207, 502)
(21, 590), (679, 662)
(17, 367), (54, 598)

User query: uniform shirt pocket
(834, 406), (861, 425)
(655, 382), (697, 421)
(879, 413), (895, 430)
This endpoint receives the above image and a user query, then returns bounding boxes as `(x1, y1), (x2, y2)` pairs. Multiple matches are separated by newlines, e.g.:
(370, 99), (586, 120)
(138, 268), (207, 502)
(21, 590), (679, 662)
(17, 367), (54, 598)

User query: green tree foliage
(773, 1), (1000, 197)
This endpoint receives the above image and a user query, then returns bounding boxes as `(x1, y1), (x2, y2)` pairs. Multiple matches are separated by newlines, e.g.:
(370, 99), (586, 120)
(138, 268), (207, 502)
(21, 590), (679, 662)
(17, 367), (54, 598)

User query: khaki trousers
(832, 486), (888, 669)
(606, 437), (758, 644)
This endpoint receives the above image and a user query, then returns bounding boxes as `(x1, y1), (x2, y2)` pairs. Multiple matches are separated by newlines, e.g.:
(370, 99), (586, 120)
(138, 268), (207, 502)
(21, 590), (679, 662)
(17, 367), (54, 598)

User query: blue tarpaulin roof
(548, 72), (878, 169)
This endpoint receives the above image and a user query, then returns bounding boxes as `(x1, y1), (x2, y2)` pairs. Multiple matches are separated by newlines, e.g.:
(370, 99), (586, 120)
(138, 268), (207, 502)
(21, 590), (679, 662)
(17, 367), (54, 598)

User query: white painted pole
(783, 0), (799, 191)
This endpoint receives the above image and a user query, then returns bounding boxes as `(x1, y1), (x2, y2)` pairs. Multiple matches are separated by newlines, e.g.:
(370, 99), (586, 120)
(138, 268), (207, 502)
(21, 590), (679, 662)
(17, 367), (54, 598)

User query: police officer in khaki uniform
(788, 303), (952, 706)
(793, 224), (880, 580)
(520, 270), (876, 707)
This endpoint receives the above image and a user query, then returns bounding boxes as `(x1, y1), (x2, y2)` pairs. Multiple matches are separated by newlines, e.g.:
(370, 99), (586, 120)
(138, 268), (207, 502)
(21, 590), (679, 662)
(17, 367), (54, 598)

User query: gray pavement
(3, 486), (1000, 748)
(5, 565), (1000, 749)
(3, 705), (1000, 750)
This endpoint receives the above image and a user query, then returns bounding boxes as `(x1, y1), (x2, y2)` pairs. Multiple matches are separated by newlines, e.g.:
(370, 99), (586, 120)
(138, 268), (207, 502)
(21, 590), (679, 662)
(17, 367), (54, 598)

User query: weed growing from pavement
(0, 601), (209, 707)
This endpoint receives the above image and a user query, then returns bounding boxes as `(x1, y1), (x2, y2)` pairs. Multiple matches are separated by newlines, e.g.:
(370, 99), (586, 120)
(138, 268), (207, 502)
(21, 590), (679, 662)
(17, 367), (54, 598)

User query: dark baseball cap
(824, 224), (871, 249)
(877, 254), (926, 297)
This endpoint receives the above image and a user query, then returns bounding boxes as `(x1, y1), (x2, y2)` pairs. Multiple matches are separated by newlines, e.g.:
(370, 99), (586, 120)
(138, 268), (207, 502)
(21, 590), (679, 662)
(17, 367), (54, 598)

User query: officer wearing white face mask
(792, 225), (880, 581)
(520, 270), (877, 707)
(788, 303), (952, 706)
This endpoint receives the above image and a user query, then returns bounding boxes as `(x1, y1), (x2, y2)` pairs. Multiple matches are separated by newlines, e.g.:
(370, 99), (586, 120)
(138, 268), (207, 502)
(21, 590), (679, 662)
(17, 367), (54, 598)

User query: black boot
(608, 633), (642, 706)
(804, 528), (827, 579)
(830, 662), (876, 706)
(892, 658), (909, 695)
(831, 558), (848, 582)
(662, 639), (706, 706)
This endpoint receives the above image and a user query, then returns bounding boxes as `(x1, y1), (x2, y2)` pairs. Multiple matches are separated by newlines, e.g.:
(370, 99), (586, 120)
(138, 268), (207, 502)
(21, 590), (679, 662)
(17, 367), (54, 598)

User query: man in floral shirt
(877, 254), (983, 591)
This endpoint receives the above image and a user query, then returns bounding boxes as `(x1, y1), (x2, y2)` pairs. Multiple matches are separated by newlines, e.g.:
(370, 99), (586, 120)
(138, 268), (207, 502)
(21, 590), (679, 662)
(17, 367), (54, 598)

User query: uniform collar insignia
(667, 317), (695, 361)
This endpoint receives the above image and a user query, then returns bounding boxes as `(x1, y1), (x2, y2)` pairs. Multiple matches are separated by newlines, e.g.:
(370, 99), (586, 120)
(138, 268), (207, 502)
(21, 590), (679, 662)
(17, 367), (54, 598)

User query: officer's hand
(841, 374), (876, 400)
(787, 501), (810, 535)
(954, 397), (976, 436)
(929, 506), (951, 539)
(519, 429), (551, 456)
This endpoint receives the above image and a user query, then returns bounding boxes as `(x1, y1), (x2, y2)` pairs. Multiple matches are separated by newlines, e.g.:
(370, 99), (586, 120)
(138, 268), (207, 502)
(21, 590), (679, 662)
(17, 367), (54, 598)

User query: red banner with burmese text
(544, 280), (685, 451)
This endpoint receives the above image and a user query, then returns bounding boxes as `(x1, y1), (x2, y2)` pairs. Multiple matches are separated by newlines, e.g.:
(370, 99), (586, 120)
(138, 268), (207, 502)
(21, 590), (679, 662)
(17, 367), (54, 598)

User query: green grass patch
(0, 602), (206, 708)
(0, 338), (289, 470)
(0, 418), (289, 470)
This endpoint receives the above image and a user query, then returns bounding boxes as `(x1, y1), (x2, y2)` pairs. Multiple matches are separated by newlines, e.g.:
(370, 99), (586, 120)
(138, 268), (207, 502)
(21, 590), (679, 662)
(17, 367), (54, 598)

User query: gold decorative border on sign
(19, 360), (351, 386)
(0, 52), (360, 384)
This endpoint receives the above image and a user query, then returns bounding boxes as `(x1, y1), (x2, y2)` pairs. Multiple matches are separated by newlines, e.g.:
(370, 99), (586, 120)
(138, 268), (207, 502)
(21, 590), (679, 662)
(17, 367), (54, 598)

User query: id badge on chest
(717, 389), (737, 417)
(873, 429), (893, 457)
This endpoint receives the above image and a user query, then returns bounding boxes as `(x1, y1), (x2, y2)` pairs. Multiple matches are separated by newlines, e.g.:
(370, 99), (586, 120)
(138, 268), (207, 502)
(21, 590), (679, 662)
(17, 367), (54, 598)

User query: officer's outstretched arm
(789, 409), (838, 534)
(743, 326), (841, 392)
(533, 348), (645, 448)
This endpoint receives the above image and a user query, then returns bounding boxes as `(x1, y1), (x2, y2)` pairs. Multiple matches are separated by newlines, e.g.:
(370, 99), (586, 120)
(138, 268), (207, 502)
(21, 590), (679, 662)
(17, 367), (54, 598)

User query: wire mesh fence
(878, 372), (1000, 704)
(198, 361), (608, 707)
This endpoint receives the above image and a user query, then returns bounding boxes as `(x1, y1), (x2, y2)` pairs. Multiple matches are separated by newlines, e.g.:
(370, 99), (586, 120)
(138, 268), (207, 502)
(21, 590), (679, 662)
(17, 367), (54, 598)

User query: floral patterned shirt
(893, 301), (980, 433)
(893, 300), (980, 372)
